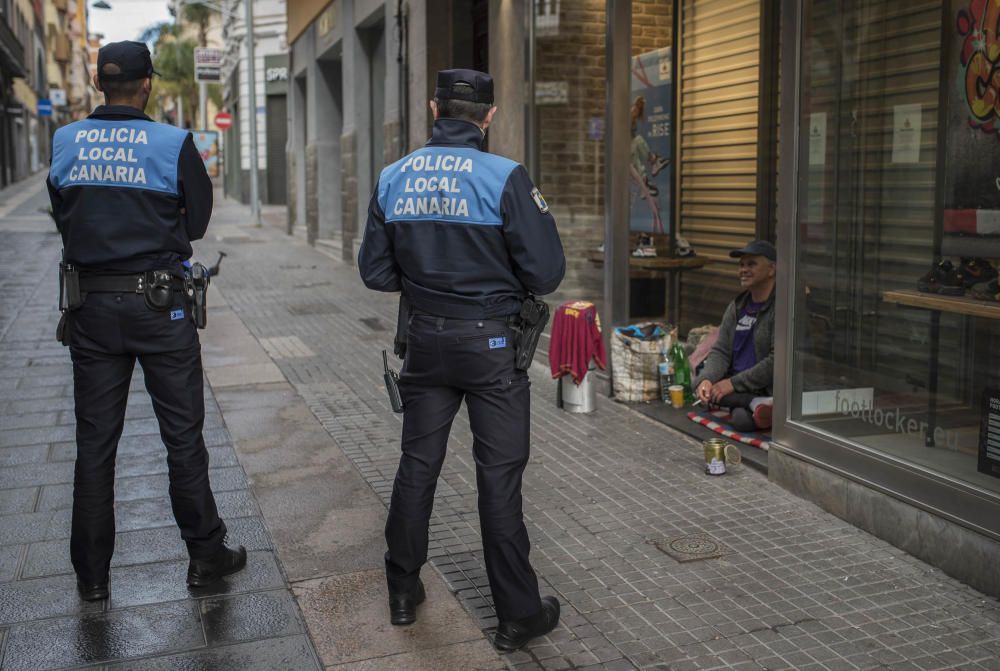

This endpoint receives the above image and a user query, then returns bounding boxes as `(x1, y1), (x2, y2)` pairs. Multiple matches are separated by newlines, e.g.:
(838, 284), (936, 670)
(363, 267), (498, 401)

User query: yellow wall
(13, 0), (38, 109)
(288, 0), (331, 45)
(45, 0), (66, 91)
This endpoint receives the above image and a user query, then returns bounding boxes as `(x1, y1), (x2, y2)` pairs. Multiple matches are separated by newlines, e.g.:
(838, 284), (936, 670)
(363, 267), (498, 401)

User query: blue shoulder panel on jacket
(378, 147), (517, 226)
(49, 119), (187, 195)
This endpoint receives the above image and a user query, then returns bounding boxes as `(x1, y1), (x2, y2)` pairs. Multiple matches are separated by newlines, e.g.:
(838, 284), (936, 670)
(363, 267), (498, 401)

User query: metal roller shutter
(677, 0), (761, 332)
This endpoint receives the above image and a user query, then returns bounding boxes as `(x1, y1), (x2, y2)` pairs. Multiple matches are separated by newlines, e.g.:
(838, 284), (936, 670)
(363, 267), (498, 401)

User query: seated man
(693, 240), (776, 431)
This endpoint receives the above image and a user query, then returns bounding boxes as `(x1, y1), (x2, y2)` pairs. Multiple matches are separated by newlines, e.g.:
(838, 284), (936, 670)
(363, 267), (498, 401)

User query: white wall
(220, 0), (287, 172)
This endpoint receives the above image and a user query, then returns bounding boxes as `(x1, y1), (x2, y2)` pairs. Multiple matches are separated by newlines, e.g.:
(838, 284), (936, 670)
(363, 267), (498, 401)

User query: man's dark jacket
(693, 289), (775, 396)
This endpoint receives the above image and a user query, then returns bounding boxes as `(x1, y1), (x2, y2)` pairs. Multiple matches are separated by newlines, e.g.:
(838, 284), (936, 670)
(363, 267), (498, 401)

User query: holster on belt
(185, 262), (210, 329)
(57, 251), (80, 346)
(513, 296), (550, 371)
(59, 260), (81, 313)
(143, 270), (175, 311)
(393, 294), (410, 360)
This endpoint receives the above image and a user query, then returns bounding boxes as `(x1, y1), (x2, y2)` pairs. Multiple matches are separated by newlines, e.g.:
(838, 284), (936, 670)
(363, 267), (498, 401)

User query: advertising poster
(629, 47), (672, 234)
(941, 0), (1000, 258)
(979, 389), (1000, 478)
(192, 130), (220, 178)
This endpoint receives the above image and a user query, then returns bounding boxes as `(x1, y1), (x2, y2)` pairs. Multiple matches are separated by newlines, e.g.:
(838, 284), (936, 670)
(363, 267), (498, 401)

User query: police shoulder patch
(530, 187), (549, 214)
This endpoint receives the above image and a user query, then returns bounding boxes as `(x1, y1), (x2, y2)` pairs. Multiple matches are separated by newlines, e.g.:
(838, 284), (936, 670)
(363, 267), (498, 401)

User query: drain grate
(649, 534), (728, 563)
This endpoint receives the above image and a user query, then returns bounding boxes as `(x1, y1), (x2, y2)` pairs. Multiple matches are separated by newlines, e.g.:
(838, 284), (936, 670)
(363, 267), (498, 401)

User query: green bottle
(670, 342), (693, 403)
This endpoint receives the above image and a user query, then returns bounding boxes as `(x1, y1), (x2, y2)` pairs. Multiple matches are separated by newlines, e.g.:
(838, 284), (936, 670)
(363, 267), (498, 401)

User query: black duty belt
(79, 273), (184, 293)
(411, 310), (520, 326)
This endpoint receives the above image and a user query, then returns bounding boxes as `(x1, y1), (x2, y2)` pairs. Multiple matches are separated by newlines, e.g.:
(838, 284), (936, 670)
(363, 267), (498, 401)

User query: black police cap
(435, 69), (494, 105)
(97, 41), (159, 82)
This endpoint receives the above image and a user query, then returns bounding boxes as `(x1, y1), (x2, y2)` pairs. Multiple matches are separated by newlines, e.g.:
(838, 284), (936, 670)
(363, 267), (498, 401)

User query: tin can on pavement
(703, 438), (727, 475)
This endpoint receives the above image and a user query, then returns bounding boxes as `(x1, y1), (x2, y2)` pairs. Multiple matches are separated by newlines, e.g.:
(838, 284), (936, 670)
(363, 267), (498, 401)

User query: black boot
(187, 543), (247, 587)
(76, 576), (109, 602)
(389, 578), (426, 626)
(493, 596), (560, 652)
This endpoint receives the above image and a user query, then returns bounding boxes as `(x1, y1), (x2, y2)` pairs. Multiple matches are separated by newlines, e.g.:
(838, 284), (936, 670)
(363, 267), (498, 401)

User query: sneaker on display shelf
(959, 257), (998, 288)
(971, 277), (1000, 302)
(916, 259), (965, 296)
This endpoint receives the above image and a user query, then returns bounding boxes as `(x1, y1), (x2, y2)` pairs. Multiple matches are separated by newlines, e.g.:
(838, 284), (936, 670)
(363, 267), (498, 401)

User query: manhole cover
(650, 534), (728, 563)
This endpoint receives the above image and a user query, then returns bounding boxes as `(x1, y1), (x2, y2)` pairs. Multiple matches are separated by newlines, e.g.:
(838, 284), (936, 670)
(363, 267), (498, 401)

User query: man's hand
(710, 378), (735, 404)
(696, 379), (713, 403)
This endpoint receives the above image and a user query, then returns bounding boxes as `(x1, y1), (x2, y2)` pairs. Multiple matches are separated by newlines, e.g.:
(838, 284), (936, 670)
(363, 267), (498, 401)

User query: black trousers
(385, 315), (542, 623)
(718, 392), (759, 411)
(68, 291), (225, 584)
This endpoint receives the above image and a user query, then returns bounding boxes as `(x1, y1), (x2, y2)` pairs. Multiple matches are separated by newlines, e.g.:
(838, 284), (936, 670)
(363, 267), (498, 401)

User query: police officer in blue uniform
(47, 41), (246, 601)
(359, 69), (565, 651)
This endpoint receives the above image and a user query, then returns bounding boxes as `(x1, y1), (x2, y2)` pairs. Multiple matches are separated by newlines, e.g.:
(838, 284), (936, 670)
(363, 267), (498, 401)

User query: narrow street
(1, 175), (999, 670)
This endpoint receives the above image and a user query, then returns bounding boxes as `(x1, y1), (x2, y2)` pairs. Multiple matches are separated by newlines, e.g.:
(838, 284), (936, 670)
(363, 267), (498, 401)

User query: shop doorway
(265, 93), (287, 205)
(316, 56), (342, 244)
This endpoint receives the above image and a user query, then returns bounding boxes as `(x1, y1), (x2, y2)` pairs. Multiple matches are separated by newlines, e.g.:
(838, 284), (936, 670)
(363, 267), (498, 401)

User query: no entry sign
(214, 112), (233, 130)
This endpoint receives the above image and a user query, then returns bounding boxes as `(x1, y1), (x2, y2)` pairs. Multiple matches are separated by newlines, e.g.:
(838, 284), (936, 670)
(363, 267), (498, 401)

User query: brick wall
(534, 0), (673, 311)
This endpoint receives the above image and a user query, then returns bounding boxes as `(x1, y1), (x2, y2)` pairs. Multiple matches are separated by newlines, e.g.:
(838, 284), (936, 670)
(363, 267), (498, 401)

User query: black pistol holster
(57, 254), (81, 346)
(185, 262), (210, 329)
(513, 296), (550, 371)
(382, 350), (405, 413)
(393, 295), (410, 360)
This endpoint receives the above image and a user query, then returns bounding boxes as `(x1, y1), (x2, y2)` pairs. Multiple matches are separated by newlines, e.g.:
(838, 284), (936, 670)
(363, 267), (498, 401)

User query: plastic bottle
(658, 349), (674, 402)
(670, 341), (693, 403)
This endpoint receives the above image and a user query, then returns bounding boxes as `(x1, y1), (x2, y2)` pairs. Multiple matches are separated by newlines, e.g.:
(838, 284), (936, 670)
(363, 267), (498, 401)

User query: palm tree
(183, 3), (213, 47)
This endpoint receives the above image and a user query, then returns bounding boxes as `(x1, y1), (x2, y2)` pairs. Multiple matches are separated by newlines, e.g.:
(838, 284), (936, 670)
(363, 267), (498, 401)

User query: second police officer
(47, 41), (246, 601)
(359, 69), (566, 651)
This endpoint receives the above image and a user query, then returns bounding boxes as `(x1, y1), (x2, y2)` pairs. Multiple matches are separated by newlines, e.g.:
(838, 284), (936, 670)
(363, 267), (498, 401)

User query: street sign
(50, 89), (66, 106)
(37, 99), (52, 117)
(214, 111), (233, 130)
(194, 47), (223, 83)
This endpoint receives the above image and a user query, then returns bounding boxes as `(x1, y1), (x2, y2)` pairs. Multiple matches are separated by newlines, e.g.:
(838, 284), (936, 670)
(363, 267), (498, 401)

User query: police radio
(382, 350), (405, 413)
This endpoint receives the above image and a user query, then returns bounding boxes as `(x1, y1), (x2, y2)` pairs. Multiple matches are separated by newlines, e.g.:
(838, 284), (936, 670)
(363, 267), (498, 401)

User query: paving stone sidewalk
(0, 178), (322, 670)
(199, 194), (1000, 671)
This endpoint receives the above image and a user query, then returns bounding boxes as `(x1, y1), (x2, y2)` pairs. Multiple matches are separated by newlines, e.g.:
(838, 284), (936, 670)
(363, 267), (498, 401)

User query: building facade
(287, 0), (1000, 597)
(220, 0), (287, 205)
(0, 0), (28, 187)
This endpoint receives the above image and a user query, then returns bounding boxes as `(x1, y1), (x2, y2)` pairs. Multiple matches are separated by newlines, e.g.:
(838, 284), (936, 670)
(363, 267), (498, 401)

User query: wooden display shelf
(882, 289), (1000, 320)
(586, 249), (710, 274)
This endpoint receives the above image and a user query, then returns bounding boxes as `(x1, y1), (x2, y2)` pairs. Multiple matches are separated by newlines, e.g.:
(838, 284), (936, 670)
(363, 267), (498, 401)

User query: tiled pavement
(4, 170), (1000, 671)
(201, 195), (1000, 671)
(0, 179), (321, 669)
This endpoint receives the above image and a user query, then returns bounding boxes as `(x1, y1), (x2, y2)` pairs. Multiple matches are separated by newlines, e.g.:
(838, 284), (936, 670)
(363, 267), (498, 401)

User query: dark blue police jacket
(47, 105), (213, 275)
(358, 118), (565, 319)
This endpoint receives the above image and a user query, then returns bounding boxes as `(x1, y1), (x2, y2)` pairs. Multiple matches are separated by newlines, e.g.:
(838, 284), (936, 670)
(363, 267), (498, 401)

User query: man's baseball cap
(97, 41), (158, 81)
(435, 69), (494, 104)
(729, 240), (777, 261)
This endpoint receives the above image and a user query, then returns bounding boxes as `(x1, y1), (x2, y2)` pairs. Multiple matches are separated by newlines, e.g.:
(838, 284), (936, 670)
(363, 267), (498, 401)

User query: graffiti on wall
(958, 0), (1000, 134)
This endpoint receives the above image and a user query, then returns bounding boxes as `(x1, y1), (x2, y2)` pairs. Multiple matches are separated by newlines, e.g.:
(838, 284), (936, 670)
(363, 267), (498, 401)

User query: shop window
(531, 0), (609, 312)
(791, 0), (1000, 493)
